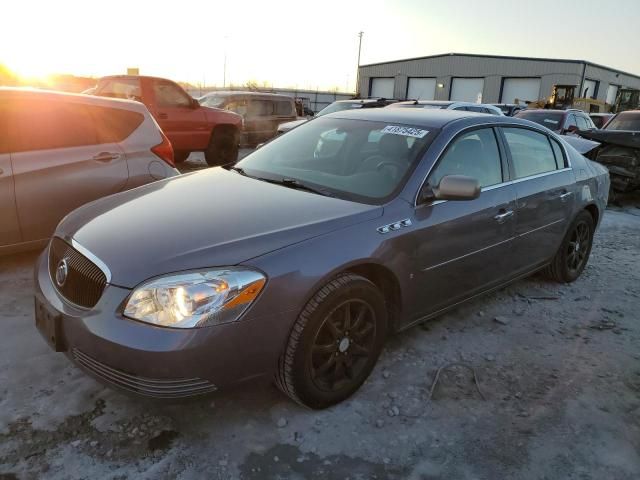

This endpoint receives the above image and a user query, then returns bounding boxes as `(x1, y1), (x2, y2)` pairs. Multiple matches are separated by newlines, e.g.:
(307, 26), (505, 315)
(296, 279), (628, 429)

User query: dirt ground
(1, 192), (640, 479)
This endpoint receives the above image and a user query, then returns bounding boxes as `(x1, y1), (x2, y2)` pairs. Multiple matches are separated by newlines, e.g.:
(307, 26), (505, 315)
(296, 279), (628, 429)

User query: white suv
(0, 88), (180, 254)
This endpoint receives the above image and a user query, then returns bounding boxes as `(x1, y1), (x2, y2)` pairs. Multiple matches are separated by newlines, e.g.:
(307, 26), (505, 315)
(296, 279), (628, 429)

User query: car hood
(57, 169), (382, 288)
(561, 135), (601, 155)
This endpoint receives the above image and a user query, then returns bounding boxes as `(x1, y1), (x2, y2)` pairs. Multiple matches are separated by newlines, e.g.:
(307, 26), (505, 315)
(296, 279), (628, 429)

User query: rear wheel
(275, 274), (387, 409)
(544, 210), (595, 283)
(205, 127), (239, 167)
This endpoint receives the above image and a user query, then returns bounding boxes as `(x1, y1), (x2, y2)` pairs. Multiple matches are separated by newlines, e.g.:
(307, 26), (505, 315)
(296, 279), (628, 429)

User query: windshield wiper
(265, 177), (335, 197)
(230, 167), (334, 197)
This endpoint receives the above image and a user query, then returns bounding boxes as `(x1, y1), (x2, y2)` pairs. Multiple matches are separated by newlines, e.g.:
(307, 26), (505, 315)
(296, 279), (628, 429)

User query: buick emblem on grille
(55, 258), (69, 287)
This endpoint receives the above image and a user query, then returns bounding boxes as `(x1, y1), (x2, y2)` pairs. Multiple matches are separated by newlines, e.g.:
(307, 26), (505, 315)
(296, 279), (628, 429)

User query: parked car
(575, 110), (640, 195)
(514, 108), (596, 134)
(198, 92), (297, 146)
(277, 98), (396, 134)
(93, 75), (242, 166)
(35, 109), (608, 408)
(589, 113), (614, 129)
(388, 100), (504, 115)
(492, 103), (526, 116)
(0, 88), (179, 255)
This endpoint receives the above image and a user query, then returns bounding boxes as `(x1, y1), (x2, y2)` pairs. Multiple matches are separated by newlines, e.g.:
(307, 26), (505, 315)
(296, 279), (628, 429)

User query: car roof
(200, 91), (294, 100)
(0, 87), (148, 112)
(396, 100), (453, 106)
(324, 107), (493, 128)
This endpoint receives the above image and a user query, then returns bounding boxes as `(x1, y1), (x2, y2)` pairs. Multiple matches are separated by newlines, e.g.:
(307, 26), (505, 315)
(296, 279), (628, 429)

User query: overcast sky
(3, 0), (639, 91)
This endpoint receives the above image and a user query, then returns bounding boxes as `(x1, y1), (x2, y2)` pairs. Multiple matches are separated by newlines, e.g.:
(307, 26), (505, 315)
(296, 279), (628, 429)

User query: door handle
(0, 167), (3, 175)
(559, 191), (573, 202)
(92, 152), (120, 162)
(158, 113), (168, 119)
(494, 210), (514, 224)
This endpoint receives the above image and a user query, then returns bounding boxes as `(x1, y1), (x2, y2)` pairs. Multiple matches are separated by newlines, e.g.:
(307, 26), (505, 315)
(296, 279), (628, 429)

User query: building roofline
(359, 52), (640, 81)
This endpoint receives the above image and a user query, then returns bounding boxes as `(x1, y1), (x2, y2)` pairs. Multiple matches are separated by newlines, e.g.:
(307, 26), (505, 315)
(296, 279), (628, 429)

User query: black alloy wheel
(309, 299), (376, 393)
(276, 273), (387, 409)
(544, 210), (595, 283)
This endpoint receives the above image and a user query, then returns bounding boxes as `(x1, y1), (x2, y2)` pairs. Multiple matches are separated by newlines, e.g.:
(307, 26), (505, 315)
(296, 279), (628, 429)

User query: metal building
(358, 53), (640, 106)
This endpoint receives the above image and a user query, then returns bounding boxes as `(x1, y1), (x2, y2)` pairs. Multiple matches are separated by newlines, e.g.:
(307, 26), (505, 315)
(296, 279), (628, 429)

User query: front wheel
(205, 128), (239, 167)
(275, 274), (388, 409)
(544, 210), (595, 283)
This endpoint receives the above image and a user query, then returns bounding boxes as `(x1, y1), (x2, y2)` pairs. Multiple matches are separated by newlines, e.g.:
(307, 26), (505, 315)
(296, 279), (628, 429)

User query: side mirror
(191, 98), (200, 109)
(565, 125), (578, 134)
(419, 175), (480, 204)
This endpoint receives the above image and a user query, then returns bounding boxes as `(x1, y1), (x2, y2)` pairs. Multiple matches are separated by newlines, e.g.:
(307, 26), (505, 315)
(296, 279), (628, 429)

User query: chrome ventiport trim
(377, 218), (412, 234)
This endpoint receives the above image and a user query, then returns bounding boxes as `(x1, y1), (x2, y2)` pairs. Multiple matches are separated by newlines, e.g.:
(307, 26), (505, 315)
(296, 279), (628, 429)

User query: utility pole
(355, 31), (363, 97)
(223, 35), (228, 89)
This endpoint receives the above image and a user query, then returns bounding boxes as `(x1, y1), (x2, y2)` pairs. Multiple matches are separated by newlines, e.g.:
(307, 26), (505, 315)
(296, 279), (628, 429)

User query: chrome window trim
(414, 121), (573, 207)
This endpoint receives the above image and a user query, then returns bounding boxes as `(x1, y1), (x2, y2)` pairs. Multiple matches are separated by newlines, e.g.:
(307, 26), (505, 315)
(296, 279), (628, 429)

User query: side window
(248, 100), (274, 117)
(275, 100), (294, 116)
(575, 115), (589, 130)
(153, 81), (192, 108)
(564, 114), (578, 130)
(503, 127), (558, 179)
(429, 128), (503, 189)
(88, 105), (144, 143)
(9, 100), (99, 152)
(96, 78), (141, 101)
(225, 99), (248, 116)
(550, 138), (566, 169)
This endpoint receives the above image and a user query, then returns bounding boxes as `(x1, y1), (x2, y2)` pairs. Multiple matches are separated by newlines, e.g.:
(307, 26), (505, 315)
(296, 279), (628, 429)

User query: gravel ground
(1, 197), (640, 479)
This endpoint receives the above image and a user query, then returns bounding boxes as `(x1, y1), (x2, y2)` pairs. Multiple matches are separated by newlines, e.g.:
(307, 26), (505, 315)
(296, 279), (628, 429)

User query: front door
(409, 127), (517, 317)
(148, 78), (209, 151)
(8, 98), (129, 242)
(500, 127), (575, 274)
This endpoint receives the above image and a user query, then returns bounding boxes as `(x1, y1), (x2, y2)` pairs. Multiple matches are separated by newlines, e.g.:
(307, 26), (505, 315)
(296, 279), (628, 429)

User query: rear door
(411, 127), (517, 315)
(500, 127), (575, 274)
(9, 98), (129, 242)
(245, 99), (275, 144)
(0, 104), (21, 246)
(148, 78), (209, 151)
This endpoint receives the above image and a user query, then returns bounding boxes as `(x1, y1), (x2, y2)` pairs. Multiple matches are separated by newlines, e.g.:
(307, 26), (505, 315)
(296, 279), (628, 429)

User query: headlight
(123, 268), (266, 328)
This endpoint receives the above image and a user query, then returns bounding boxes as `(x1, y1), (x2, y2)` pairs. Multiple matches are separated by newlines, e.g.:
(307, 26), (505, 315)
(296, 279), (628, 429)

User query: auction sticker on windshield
(381, 125), (429, 138)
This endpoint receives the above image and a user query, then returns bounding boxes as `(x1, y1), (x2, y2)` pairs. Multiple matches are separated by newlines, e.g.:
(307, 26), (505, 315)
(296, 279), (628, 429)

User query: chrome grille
(49, 237), (107, 308)
(72, 349), (217, 398)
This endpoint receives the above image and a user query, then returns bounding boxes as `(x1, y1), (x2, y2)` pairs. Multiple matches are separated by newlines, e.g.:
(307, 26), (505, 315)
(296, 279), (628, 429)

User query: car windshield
(199, 94), (226, 107)
(516, 111), (564, 129)
(604, 113), (640, 131)
(316, 102), (364, 116)
(235, 117), (437, 204)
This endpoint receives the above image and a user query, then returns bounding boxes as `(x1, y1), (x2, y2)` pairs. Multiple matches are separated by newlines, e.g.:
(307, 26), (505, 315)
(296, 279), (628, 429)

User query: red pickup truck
(93, 75), (242, 166)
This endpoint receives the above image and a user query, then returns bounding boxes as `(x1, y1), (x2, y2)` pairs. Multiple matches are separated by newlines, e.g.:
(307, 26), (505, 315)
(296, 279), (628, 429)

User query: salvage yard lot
(1, 204), (640, 479)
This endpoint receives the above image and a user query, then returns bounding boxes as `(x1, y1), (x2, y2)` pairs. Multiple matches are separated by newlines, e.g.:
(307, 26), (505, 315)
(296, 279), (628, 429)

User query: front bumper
(34, 248), (293, 398)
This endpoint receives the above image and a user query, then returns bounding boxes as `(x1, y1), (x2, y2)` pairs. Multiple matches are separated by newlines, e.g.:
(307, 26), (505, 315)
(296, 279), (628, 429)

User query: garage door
(370, 78), (395, 99)
(407, 78), (436, 100)
(501, 78), (541, 105)
(582, 79), (598, 99)
(450, 78), (485, 103)
(606, 84), (619, 105)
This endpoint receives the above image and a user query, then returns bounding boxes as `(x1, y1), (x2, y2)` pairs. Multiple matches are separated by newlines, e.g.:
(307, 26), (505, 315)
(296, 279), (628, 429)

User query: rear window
(95, 77), (141, 101)
(605, 113), (640, 131)
(503, 127), (559, 178)
(6, 98), (143, 153)
(516, 111), (564, 129)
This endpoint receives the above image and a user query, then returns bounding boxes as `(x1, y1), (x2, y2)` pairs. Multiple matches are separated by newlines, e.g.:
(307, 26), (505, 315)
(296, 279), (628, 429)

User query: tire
(544, 210), (595, 283)
(204, 128), (239, 167)
(174, 151), (190, 163)
(275, 273), (388, 409)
